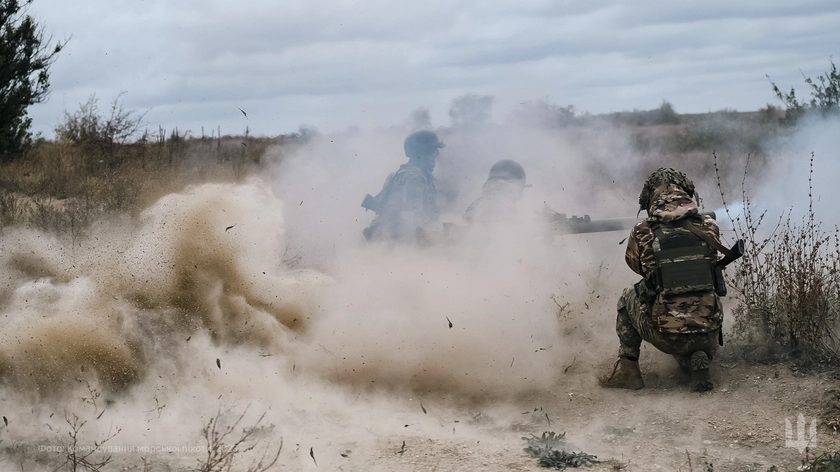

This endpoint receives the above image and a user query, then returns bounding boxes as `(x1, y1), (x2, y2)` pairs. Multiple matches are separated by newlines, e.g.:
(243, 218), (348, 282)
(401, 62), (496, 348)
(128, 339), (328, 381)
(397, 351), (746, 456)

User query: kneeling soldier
(600, 168), (730, 392)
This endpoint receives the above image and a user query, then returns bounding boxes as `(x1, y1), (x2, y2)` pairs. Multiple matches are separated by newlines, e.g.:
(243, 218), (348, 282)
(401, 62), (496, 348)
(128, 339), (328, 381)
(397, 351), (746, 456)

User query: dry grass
(0, 131), (283, 240)
(717, 152), (840, 366)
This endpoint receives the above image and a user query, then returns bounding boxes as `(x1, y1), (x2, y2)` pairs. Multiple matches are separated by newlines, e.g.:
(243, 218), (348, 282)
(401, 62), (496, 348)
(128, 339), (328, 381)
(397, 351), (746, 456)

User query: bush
(55, 92), (145, 169)
(631, 109), (777, 158)
(608, 100), (680, 126)
(769, 58), (840, 124)
(508, 100), (577, 128)
(719, 154), (840, 364)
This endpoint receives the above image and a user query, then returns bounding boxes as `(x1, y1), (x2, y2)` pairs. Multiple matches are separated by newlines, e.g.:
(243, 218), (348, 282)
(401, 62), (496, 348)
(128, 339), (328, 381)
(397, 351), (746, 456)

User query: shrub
(719, 153), (840, 364)
(608, 100), (680, 126)
(508, 100), (577, 128)
(55, 92), (145, 169)
(768, 58), (840, 124)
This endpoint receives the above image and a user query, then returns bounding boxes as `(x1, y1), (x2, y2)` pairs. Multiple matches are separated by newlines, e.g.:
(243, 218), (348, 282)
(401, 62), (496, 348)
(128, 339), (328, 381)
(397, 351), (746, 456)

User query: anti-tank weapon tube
(544, 207), (639, 235)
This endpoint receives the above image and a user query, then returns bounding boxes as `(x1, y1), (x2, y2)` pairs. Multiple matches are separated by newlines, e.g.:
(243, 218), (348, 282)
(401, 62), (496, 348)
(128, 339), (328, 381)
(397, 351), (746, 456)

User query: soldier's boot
(598, 357), (644, 390)
(689, 350), (713, 392)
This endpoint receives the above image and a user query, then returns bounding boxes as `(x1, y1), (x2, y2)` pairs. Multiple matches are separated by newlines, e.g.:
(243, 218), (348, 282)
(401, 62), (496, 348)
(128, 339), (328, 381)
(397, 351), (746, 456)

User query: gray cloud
(26, 0), (840, 136)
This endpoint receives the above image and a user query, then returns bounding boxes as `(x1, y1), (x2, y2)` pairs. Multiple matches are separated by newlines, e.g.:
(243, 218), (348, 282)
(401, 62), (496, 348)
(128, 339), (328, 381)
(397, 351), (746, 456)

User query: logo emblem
(785, 414), (817, 453)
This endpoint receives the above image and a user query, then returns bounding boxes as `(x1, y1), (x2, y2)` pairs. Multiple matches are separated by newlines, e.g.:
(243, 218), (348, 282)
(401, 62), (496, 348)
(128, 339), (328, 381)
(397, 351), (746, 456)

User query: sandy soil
(303, 361), (840, 472)
(12, 357), (835, 472)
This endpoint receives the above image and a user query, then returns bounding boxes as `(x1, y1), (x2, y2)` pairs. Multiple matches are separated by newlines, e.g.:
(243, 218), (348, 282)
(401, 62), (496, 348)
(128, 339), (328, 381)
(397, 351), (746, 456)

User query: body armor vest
(650, 223), (717, 296)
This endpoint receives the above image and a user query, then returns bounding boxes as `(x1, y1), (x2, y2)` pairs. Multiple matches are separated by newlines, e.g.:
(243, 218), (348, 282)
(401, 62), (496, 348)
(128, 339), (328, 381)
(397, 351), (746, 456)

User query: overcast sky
(26, 0), (840, 138)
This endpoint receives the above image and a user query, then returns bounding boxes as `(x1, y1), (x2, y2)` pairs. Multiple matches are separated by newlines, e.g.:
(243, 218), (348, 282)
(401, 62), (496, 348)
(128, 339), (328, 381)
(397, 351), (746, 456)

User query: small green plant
(803, 452), (840, 471)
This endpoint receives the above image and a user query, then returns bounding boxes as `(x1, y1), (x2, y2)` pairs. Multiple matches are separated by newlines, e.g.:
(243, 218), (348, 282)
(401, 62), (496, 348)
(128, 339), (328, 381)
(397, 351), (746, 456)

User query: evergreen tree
(0, 0), (64, 161)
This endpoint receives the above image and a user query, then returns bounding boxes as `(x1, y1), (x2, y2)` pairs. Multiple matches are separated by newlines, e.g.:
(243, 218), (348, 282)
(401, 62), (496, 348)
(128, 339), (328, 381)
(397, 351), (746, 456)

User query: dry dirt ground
(14, 334), (839, 472)
(303, 360), (839, 472)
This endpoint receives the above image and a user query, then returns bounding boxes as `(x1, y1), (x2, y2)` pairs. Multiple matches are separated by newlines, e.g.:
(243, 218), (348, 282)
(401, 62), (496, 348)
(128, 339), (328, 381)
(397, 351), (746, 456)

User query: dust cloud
(0, 99), (834, 469)
(264, 107), (651, 399)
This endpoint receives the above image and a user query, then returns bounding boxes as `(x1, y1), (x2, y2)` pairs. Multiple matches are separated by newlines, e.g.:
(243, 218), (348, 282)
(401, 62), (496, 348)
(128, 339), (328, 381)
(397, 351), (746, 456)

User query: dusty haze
(0, 105), (838, 470)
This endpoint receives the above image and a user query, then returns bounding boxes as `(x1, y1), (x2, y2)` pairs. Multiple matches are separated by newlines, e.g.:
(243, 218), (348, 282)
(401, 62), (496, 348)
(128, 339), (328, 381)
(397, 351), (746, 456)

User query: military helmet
(487, 159), (526, 186)
(404, 130), (445, 159)
(638, 167), (695, 211)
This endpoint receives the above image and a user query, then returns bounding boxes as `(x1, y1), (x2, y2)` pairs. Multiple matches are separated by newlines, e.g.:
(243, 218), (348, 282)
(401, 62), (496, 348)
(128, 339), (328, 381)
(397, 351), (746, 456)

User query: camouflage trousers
(616, 287), (719, 371)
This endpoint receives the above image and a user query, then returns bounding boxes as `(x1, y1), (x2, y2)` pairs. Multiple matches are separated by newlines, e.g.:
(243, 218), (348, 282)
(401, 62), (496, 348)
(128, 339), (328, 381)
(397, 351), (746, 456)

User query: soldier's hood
(647, 183), (698, 223)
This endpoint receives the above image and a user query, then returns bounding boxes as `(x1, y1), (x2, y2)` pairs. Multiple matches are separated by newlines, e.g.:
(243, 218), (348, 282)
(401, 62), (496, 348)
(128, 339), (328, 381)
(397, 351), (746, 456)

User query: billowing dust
(0, 113), (837, 470)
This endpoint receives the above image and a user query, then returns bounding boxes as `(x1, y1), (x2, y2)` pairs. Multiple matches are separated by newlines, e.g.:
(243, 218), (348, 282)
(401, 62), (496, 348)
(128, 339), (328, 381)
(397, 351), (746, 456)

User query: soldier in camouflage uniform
(464, 159), (527, 226)
(363, 130), (444, 242)
(599, 168), (724, 392)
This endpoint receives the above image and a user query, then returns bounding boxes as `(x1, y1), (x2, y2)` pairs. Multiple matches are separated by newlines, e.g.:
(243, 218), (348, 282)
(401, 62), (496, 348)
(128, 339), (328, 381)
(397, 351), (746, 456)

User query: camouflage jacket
(625, 183), (724, 334)
(365, 162), (438, 241)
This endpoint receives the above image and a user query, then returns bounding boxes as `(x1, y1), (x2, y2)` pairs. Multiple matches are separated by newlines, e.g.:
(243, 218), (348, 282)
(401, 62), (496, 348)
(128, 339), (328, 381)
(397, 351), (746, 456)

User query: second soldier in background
(464, 159), (528, 227)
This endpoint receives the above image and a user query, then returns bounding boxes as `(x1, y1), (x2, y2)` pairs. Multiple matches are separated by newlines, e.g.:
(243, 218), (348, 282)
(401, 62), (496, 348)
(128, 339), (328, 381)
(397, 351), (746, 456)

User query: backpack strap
(675, 218), (737, 260)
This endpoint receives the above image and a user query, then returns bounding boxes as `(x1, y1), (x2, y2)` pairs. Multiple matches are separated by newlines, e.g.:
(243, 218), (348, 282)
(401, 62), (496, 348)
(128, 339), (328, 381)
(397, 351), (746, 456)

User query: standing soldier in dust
(599, 168), (727, 392)
(362, 130), (445, 242)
